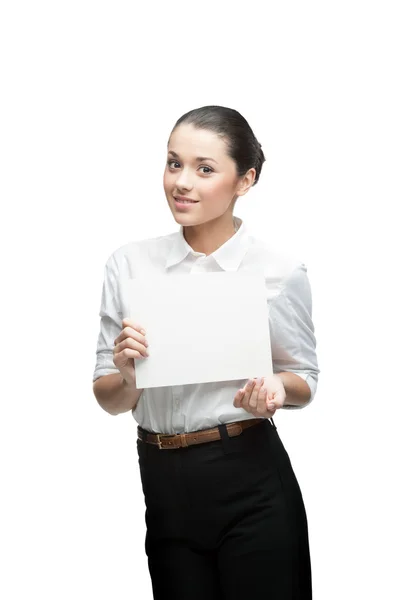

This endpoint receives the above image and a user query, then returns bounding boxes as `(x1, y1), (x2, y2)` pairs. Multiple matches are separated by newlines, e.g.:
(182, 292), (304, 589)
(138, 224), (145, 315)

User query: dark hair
(169, 105), (266, 186)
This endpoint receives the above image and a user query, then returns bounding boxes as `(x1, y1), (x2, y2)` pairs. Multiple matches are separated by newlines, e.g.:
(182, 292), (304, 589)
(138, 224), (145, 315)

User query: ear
(236, 168), (256, 197)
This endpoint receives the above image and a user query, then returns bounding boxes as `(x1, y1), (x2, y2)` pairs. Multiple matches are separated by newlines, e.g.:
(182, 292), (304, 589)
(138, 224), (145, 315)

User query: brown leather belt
(137, 418), (265, 450)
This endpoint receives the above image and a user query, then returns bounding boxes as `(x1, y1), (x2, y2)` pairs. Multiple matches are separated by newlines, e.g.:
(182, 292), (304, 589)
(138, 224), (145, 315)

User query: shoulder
(244, 234), (308, 301)
(103, 230), (179, 272)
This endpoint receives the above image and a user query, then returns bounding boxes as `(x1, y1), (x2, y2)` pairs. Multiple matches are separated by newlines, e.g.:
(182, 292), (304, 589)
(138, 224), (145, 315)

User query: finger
(122, 318), (146, 334)
(257, 381), (268, 414)
(268, 395), (284, 410)
(115, 336), (149, 358)
(114, 330), (149, 358)
(249, 377), (263, 408)
(240, 381), (250, 409)
(266, 391), (276, 411)
(114, 325), (148, 349)
(115, 347), (145, 362)
(233, 389), (244, 408)
(241, 379), (256, 410)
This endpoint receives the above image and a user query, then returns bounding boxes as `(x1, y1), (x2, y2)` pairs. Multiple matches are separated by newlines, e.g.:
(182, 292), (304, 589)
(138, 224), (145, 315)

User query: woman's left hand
(233, 375), (286, 418)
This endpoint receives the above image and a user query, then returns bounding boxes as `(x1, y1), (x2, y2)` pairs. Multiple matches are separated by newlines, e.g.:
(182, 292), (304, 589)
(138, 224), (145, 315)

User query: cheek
(163, 170), (171, 189)
(202, 178), (233, 202)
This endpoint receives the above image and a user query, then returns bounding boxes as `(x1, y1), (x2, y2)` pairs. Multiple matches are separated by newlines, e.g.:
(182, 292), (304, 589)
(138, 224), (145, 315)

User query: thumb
(267, 392), (275, 410)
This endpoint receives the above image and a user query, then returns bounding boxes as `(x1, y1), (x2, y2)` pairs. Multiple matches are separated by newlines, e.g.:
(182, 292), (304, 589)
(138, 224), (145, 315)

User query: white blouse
(93, 216), (320, 434)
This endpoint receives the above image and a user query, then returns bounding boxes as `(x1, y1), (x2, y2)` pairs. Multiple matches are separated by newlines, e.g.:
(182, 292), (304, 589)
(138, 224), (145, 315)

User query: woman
(93, 105), (320, 599)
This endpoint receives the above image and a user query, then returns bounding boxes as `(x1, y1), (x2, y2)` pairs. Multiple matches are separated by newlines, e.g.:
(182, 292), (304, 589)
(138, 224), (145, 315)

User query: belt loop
(139, 426), (148, 441)
(270, 417), (277, 430)
(138, 427), (149, 457)
(218, 423), (235, 454)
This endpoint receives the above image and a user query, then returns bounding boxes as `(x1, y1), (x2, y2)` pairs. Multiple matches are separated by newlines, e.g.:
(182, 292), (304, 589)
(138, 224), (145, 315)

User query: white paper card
(124, 272), (273, 389)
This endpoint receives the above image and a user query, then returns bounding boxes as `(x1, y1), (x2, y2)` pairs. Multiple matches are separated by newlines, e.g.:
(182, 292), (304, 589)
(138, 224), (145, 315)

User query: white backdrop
(1, 1), (398, 598)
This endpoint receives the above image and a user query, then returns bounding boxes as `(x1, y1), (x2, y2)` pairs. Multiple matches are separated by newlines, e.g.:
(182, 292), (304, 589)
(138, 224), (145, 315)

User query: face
(163, 124), (252, 227)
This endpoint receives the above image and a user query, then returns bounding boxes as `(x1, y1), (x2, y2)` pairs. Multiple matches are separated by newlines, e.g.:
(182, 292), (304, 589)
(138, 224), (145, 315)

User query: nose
(175, 168), (193, 192)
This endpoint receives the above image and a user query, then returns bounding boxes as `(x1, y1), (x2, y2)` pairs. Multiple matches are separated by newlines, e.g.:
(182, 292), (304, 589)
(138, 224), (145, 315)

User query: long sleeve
(268, 263), (320, 409)
(92, 253), (123, 382)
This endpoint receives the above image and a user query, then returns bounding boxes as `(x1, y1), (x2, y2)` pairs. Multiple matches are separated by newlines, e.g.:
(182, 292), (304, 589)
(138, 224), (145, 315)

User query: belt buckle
(154, 433), (176, 450)
(154, 434), (164, 449)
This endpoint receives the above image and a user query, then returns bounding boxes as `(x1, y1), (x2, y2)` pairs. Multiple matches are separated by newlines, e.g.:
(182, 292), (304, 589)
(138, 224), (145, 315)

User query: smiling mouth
(174, 197), (199, 204)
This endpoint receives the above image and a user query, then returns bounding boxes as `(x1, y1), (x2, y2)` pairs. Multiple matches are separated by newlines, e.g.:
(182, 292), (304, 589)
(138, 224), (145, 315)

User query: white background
(1, 1), (398, 598)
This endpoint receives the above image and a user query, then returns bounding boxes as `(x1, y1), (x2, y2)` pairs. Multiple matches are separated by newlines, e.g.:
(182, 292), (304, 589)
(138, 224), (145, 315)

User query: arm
(275, 371), (311, 408)
(92, 252), (144, 415)
(93, 373), (144, 416)
(269, 262), (320, 410)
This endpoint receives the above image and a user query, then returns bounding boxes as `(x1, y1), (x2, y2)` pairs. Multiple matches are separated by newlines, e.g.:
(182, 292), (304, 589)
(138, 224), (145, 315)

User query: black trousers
(136, 418), (312, 599)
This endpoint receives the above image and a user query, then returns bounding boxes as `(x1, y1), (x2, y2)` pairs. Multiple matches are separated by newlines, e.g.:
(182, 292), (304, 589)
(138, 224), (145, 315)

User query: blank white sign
(125, 272), (273, 389)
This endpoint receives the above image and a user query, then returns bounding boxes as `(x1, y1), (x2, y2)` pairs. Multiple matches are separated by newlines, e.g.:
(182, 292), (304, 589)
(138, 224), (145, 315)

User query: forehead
(168, 124), (229, 159)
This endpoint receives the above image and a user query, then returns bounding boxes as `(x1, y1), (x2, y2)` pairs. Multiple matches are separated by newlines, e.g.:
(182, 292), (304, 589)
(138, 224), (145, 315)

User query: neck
(183, 215), (239, 256)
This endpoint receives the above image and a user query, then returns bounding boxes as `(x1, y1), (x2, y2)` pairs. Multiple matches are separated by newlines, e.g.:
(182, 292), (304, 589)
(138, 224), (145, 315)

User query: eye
(167, 160), (213, 174)
(199, 166), (213, 174)
(167, 160), (180, 169)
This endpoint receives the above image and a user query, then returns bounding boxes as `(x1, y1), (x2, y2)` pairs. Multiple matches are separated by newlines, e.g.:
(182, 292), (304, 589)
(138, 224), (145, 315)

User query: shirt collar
(165, 216), (252, 272)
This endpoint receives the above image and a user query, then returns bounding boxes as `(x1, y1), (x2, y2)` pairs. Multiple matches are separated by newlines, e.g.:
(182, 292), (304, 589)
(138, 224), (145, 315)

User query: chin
(174, 214), (195, 224)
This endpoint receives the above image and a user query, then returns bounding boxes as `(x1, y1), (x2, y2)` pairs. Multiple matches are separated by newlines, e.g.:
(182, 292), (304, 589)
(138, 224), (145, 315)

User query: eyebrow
(168, 150), (218, 164)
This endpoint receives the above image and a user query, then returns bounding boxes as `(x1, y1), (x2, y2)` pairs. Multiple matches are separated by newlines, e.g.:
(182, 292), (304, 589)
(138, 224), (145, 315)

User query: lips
(174, 196), (199, 203)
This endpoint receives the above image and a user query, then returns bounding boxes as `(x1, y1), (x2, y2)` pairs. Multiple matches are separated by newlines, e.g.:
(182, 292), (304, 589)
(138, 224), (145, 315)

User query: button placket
(191, 257), (208, 273)
(172, 386), (183, 408)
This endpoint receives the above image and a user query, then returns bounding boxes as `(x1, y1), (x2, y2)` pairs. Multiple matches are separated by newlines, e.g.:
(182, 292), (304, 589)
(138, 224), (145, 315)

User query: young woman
(93, 105), (320, 599)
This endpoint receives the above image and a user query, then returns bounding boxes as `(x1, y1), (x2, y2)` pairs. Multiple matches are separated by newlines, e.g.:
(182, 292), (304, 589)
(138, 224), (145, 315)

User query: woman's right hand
(113, 318), (149, 386)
